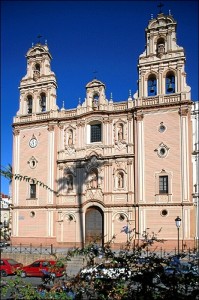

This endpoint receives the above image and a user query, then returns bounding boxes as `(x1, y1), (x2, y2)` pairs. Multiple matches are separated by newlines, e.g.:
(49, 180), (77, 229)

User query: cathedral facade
(11, 11), (195, 251)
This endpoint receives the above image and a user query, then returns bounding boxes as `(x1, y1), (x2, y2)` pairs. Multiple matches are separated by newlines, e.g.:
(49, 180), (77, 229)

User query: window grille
(159, 176), (168, 194)
(91, 124), (101, 142)
(30, 184), (36, 199)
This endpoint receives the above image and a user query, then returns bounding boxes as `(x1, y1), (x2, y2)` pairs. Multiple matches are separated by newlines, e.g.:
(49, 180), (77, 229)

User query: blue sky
(1, 1), (198, 195)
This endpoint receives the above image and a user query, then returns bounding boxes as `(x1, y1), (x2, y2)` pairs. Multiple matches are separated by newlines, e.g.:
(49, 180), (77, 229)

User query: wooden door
(85, 207), (103, 246)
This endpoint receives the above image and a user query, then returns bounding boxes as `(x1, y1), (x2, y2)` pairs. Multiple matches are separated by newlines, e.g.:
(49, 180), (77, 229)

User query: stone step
(65, 255), (87, 276)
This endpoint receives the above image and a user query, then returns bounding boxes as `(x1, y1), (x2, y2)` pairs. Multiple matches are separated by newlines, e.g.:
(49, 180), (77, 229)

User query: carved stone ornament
(85, 188), (103, 201)
(48, 124), (54, 131)
(58, 164), (64, 170)
(115, 141), (127, 151)
(179, 107), (189, 116)
(13, 129), (20, 136)
(85, 156), (99, 172)
(135, 113), (144, 121)
(77, 121), (85, 127)
(65, 146), (76, 155)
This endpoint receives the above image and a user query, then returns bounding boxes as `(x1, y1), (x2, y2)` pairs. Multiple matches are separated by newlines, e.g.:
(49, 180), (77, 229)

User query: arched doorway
(85, 206), (104, 246)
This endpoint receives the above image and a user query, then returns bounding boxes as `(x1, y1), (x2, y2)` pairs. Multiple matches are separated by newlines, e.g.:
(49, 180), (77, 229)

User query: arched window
(166, 72), (175, 94)
(33, 64), (40, 81)
(27, 95), (33, 114)
(148, 75), (157, 96)
(40, 93), (46, 112)
(35, 63), (40, 72)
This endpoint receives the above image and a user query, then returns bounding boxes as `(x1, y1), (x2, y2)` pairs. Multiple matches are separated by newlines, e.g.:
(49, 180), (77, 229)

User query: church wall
(10, 10), (196, 251)
(144, 109), (182, 204)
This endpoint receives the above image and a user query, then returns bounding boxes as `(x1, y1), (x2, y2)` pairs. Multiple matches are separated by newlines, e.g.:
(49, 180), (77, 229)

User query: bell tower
(137, 10), (191, 99)
(17, 42), (58, 115)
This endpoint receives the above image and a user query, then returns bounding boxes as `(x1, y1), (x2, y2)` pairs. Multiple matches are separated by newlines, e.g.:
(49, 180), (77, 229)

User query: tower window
(33, 64), (40, 81)
(40, 93), (46, 112)
(30, 184), (36, 199)
(92, 93), (99, 110)
(159, 176), (168, 194)
(156, 38), (165, 58)
(35, 64), (40, 72)
(166, 73), (175, 94)
(148, 75), (157, 96)
(27, 95), (33, 114)
(91, 124), (101, 142)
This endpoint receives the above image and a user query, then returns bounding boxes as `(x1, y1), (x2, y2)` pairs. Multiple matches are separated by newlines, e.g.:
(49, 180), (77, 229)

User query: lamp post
(175, 216), (181, 255)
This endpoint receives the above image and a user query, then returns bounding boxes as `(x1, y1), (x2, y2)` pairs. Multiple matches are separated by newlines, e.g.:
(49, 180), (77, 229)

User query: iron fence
(0, 243), (55, 255)
(0, 243), (197, 260)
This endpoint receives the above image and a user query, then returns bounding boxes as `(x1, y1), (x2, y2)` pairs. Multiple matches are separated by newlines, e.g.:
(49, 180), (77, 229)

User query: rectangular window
(159, 176), (168, 194)
(30, 184), (36, 199)
(91, 124), (101, 142)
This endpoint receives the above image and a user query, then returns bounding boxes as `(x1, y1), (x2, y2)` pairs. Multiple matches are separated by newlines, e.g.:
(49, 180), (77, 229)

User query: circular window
(157, 146), (168, 158)
(160, 148), (166, 156)
(118, 214), (125, 222)
(68, 214), (73, 221)
(30, 211), (35, 218)
(29, 157), (38, 169)
(161, 209), (168, 217)
(159, 124), (166, 133)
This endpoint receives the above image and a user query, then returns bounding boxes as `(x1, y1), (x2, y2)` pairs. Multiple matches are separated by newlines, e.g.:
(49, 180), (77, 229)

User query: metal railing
(1, 243), (55, 255)
(1, 243), (197, 260)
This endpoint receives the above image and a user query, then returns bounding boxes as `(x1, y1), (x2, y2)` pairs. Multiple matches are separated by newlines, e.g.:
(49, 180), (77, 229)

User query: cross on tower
(157, 2), (164, 13)
(93, 70), (98, 79)
(37, 35), (42, 43)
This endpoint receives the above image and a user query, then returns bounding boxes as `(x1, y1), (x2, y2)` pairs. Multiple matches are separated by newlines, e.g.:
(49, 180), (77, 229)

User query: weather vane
(157, 2), (164, 14)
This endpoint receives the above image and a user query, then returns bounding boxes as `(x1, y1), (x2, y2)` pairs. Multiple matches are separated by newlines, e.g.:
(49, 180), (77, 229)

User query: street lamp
(175, 216), (181, 255)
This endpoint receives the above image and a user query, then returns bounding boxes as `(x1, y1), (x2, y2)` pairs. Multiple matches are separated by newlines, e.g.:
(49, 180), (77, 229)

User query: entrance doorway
(85, 206), (103, 246)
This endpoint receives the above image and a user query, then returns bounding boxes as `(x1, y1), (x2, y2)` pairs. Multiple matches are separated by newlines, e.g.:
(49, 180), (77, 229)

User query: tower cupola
(137, 11), (191, 100)
(17, 43), (58, 115)
(83, 78), (108, 111)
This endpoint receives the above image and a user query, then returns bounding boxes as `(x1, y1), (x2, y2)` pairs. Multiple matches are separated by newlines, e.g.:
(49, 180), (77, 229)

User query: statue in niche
(90, 171), (98, 189)
(67, 175), (73, 191)
(118, 125), (123, 141)
(118, 173), (124, 188)
(68, 131), (73, 146)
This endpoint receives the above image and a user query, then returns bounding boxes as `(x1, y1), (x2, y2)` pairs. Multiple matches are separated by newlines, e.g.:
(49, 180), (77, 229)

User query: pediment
(86, 79), (105, 89)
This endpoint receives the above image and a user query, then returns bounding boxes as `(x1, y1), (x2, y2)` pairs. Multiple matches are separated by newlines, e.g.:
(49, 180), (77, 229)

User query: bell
(150, 86), (154, 93)
(167, 83), (173, 92)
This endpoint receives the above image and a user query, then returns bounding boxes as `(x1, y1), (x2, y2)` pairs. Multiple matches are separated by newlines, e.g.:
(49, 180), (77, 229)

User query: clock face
(29, 138), (38, 148)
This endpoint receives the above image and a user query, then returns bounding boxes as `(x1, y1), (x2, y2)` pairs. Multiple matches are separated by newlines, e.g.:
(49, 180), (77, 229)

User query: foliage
(0, 165), (57, 195)
(1, 231), (198, 299)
